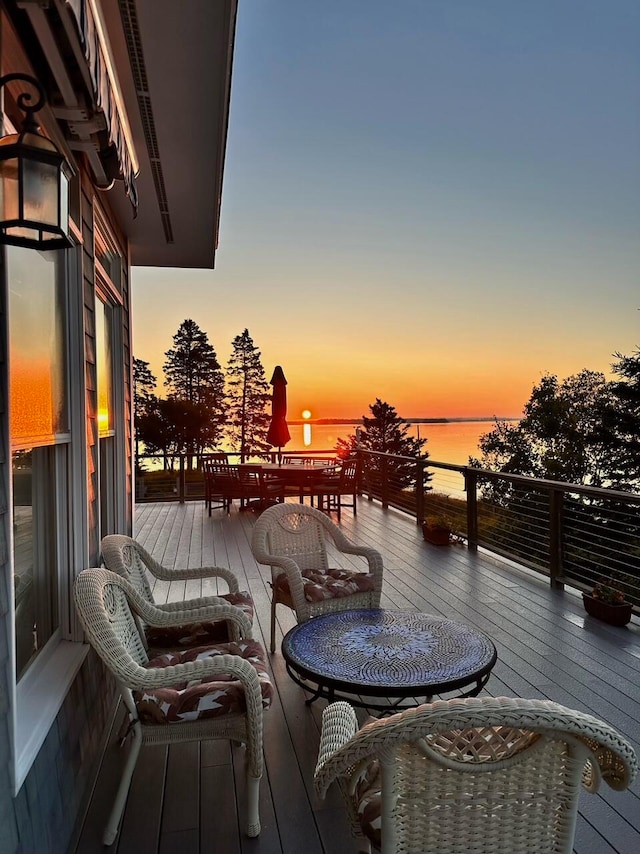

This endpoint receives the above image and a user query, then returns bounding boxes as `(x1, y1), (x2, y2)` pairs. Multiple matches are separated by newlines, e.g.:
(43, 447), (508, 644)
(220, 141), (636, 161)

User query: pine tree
(336, 398), (430, 489)
(225, 329), (271, 460)
(133, 357), (157, 469)
(163, 319), (225, 457)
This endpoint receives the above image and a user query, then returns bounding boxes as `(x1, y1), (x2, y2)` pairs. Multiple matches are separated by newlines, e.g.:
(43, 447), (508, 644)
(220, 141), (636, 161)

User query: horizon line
(288, 416), (519, 425)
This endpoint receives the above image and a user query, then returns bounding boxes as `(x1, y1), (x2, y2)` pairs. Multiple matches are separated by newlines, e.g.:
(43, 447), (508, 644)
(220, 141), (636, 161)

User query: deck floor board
(76, 497), (640, 853)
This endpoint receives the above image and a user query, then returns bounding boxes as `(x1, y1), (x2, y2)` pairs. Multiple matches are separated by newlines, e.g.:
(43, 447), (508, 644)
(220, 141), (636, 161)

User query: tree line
(134, 320), (272, 467)
(471, 347), (640, 495)
(134, 319), (432, 479)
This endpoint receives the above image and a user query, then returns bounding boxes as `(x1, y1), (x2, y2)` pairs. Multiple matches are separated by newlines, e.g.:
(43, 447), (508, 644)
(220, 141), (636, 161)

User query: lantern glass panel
(23, 157), (58, 227)
(0, 156), (20, 221)
(59, 169), (68, 231)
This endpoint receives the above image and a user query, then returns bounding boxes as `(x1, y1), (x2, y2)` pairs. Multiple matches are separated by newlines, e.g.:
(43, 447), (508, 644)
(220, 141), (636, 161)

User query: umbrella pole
(278, 447), (282, 466)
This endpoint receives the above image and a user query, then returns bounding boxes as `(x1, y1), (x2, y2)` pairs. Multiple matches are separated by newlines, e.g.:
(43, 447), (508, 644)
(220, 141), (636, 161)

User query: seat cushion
(135, 640), (273, 724)
(274, 568), (376, 604)
(145, 591), (254, 648)
(354, 760), (382, 849)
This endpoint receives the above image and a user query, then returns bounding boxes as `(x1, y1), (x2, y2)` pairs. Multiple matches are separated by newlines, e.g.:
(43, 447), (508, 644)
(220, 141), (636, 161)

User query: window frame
(7, 240), (89, 795)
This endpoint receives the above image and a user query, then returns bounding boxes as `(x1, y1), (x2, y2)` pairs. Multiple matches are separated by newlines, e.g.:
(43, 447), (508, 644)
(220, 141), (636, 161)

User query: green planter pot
(582, 593), (632, 627)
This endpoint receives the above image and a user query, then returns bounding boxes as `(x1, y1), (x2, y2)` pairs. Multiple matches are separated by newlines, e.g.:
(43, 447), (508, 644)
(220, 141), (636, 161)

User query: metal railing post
(549, 488), (563, 589)
(416, 458), (425, 525)
(465, 468), (478, 551)
(381, 455), (389, 509)
(178, 455), (185, 504)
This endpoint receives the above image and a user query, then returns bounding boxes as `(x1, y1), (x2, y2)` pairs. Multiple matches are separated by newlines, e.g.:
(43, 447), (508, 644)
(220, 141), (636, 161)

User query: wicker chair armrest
(337, 544), (383, 583)
(314, 702), (360, 798)
(101, 536), (241, 592)
(132, 650), (258, 690)
(262, 555), (309, 615)
(157, 595), (238, 613)
(146, 600), (252, 638)
(148, 563), (241, 592)
(89, 569), (253, 638)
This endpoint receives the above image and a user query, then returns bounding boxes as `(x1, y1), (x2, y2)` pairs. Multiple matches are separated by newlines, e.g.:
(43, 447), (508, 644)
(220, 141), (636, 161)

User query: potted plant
(421, 514), (452, 546)
(582, 574), (634, 626)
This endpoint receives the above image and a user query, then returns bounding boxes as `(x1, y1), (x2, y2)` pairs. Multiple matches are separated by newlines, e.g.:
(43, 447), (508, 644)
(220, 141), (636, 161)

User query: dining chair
(100, 534), (254, 649)
(314, 696), (638, 854)
(74, 568), (272, 844)
(202, 453), (233, 514)
(250, 502), (383, 652)
(315, 456), (359, 519)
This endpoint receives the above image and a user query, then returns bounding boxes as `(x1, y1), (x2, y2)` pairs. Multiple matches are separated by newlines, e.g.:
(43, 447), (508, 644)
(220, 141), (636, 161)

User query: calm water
(287, 419), (505, 497)
(286, 420), (499, 465)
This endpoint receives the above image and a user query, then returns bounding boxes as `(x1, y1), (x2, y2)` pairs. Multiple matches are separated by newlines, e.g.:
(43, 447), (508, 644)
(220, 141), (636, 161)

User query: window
(96, 297), (116, 536)
(8, 246), (69, 679)
(7, 243), (87, 793)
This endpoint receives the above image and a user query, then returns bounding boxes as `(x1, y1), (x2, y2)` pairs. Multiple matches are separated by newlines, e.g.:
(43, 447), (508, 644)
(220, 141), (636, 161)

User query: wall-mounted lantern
(0, 73), (72, 250)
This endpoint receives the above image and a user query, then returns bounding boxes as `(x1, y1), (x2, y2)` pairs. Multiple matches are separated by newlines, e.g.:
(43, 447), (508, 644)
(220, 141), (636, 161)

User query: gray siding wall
(3, 655), (117, 854)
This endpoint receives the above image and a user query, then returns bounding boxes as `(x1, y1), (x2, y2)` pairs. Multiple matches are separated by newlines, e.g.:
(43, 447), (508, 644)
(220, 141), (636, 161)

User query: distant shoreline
(288, 416), (518, 425)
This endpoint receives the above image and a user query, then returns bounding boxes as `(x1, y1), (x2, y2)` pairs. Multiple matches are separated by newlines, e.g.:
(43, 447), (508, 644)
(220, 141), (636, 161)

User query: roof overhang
(14, 0), (237, 268)
(98, 0), (238, 268)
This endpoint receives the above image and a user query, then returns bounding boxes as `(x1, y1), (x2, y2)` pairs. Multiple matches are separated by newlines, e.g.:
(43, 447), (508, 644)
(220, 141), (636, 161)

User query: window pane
(13, 447), (62, 678)
(96, 299), (113, 436)
(8, 245), (68, 444)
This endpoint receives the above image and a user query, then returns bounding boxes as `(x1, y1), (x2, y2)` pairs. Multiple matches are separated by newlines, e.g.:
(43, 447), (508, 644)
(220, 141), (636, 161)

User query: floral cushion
(354, 760), (382, 849)
(135, 640), (273, 724)
(145, 591), (254, 648)
(274, 569), (376, 603)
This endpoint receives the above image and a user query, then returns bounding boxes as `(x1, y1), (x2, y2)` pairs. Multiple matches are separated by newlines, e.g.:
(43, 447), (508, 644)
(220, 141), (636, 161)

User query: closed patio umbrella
(266, 366), (291, 464)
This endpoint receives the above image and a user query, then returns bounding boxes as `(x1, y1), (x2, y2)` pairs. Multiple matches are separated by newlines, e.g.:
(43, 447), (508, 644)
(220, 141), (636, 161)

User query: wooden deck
(76, 498), (640, 854)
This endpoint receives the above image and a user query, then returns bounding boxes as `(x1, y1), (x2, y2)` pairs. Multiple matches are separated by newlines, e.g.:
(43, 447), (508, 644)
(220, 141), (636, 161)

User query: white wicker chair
(101, 534), (254, 648)
(251, 502), (383, 652)
(74, 568), (272, 844)
(314, 697), (638, 854)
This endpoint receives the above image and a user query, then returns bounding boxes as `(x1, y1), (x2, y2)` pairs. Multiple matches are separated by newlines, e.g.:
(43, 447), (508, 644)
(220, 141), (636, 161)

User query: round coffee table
(281, 609), (497, 714)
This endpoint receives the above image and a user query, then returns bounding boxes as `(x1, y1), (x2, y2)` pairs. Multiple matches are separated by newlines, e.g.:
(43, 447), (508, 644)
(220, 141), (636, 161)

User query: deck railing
(134, 449), (640, 608)
(356, 449), (640, 608)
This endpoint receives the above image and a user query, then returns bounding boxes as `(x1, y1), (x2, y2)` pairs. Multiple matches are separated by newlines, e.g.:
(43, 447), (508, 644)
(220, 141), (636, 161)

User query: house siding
(0, 142), (132, 854)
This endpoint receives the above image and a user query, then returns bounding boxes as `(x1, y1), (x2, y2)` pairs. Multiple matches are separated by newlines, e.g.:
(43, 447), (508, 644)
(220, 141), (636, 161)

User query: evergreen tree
(225, 329), (271, 460)
(607, 347), (640, 491)
(336, 398), (430, 490)
(163, 319), (225, 455)
(133, 357), (157, 469)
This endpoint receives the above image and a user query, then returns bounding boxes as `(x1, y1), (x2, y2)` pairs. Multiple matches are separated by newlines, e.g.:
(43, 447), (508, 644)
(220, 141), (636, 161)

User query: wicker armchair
(74, 568), (273, 844)
(251, 503), (383, 652)
(314, 697), (638, 854)
(101, 534), (254, 649)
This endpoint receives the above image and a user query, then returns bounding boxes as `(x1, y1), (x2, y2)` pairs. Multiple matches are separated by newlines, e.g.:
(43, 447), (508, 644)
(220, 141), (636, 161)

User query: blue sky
(133, 0), (640, 419)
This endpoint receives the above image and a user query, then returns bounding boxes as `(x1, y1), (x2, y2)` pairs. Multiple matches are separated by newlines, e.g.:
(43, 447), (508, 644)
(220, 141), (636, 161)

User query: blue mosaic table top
(282, 609), (496, 694)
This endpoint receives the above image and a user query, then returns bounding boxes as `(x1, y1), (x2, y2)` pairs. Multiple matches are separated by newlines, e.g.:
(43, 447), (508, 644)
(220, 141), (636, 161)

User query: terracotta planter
(421, 524), (451, 546)
(582, 593), (632, 627)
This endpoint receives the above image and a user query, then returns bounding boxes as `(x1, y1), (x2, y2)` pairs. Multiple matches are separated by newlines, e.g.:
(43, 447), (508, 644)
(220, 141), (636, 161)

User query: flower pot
(582, 593), (632, 627)
(421, 523), (451, 546)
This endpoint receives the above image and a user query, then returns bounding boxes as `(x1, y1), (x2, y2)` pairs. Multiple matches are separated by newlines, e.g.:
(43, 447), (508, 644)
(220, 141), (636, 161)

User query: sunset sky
(132, 1), (639, 421)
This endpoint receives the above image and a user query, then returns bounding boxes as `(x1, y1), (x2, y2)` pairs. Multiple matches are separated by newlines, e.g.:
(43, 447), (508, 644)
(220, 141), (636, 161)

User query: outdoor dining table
(281, 608), (497, 715)
(255, 461), (337, 504)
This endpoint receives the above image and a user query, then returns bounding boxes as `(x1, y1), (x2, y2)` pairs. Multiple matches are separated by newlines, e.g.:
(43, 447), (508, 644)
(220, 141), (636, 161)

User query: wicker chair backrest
(74, 569), (150, 675)
(265, 507), (329, 572)
(315, 697), (638, 854)
(101, 535), (155, 605)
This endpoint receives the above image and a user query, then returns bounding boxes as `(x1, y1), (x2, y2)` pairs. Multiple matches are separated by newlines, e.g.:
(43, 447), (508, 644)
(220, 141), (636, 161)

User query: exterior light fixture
(0, 73), (72, 250)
